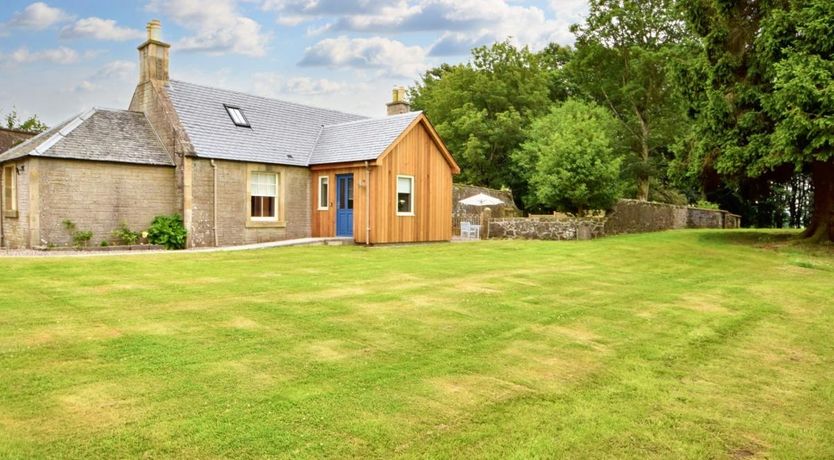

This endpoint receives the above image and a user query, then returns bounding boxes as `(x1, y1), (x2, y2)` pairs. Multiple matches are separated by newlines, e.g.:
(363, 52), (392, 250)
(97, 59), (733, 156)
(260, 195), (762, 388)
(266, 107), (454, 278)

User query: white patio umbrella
(458, 193), (505, 206)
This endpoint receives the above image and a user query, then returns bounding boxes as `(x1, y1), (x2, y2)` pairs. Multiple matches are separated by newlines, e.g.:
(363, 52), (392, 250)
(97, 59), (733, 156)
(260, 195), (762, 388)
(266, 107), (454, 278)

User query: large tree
(409, 41), (553, 206)
(682, 0), (834, 241)
(513, 99), (623, 215)
(568, 0), (694, 201)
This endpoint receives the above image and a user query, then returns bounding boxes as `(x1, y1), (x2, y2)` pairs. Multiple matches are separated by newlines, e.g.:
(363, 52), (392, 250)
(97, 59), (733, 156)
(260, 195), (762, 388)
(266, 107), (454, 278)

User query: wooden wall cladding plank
(371, 121), (453, 244)
(310, 119), (454, 244)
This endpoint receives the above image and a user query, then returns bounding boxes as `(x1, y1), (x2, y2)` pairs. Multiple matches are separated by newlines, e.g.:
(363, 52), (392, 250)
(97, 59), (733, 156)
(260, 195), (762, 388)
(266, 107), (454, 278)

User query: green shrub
(62, 219), (76, 233)
(112, 223), (140, 246)
(72, 231), (92, 248)
(100, 241), (109, 247)
(62, 219), (93, 248)
(694, 200), (720, 210)
(147, 214), (187, 250)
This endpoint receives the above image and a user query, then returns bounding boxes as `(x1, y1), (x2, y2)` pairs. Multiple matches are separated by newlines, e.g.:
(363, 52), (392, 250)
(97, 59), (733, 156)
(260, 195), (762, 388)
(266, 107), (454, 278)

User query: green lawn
(1, 231), (833, 458)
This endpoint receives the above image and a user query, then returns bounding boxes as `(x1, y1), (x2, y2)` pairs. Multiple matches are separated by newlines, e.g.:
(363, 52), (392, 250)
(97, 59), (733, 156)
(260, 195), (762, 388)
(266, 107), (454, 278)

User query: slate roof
(165, 80), (367, 167)
(0, 109), (173, 166)
(308, 111), (423, 165)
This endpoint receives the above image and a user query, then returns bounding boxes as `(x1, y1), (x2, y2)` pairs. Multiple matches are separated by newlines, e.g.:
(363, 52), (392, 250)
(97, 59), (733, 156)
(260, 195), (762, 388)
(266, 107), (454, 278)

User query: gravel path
(0, 237), (354, 258)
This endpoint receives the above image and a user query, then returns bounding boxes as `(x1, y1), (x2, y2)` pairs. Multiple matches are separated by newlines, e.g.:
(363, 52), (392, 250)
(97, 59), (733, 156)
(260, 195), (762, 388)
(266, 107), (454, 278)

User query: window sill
(3, 210), (18, 219)
(317, 207), (329, 211)
(246, 220), (286, 229)
(397, 212), (415, 217)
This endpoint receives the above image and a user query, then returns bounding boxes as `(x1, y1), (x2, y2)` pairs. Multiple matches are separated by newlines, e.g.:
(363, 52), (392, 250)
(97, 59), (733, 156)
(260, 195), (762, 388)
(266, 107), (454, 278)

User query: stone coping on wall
(487, 199), (740, 241)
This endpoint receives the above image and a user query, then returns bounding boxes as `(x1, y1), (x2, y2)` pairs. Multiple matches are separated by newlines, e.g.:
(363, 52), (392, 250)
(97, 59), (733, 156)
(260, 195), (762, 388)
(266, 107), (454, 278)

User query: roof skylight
(224, 105), (250, 128)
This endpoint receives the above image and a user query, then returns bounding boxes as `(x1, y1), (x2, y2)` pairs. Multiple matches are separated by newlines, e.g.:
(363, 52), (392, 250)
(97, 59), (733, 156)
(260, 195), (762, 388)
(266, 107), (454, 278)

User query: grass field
(1, 230), (833, 458)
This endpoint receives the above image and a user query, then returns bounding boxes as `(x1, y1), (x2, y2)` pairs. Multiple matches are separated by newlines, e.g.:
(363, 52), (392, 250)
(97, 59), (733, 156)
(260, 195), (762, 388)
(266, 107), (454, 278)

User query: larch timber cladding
(1, 158), (30, 248)
(38, 159), (177, 246)
(372, 122), (453, 243)
(188, 159), (311, 247)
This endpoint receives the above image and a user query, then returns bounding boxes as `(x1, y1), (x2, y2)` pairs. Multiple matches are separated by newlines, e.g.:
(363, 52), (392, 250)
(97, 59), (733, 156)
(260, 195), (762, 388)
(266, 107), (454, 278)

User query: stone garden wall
(604, 199), (688, 235)
(485, 199), (740, 241)
(489, 216), (606, 241)
(453, 184), (523, 236)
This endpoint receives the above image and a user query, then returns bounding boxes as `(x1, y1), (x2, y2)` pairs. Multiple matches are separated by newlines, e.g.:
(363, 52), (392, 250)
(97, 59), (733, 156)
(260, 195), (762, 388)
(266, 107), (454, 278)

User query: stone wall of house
(129, 79), (192, 215)
(188, 158), (311, 247)
(489, 216), (606, 240)
(1, 158), (30, 248)
(36, 159), (178, 247)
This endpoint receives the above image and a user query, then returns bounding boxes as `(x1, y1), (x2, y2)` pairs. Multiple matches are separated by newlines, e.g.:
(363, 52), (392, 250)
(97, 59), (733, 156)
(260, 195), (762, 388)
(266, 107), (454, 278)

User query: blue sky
(0, 0), (588, 125)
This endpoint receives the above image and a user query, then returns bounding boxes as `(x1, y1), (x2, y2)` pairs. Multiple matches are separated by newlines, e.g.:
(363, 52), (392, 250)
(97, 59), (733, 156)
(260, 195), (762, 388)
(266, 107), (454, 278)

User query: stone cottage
(0, 20), (459, 249)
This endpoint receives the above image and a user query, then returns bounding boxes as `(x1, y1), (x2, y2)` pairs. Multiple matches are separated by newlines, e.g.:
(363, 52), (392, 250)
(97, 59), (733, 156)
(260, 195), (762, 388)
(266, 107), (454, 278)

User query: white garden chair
(460, 221), (480, 240)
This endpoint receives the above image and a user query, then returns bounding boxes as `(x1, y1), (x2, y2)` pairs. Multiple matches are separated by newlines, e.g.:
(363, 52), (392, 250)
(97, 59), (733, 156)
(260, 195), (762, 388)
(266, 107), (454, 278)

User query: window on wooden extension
(396, 175), (414, 216)
(225, 105), (250, 127)
(318, 176), (329, 210)
(250, 171), (278, 220)
(3, 165), (16, 214)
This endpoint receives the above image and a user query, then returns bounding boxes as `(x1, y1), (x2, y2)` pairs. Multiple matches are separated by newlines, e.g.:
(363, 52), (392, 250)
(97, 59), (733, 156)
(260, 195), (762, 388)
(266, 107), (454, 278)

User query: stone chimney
(386, 86), (410, 116)
(137, 19), (170, 83)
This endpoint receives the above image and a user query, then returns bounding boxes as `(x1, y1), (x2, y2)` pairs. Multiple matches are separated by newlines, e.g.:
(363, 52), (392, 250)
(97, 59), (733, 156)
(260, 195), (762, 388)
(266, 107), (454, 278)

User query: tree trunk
(635, 107), (651, 201)
(636, 177), (650, 201)
(802, 160), (834, 242)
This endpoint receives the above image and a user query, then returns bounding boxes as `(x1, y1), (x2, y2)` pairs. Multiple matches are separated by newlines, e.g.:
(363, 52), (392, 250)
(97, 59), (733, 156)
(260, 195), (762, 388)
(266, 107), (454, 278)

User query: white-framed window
(250, 171), (278, 220)
(396, 175), (414, 216)
(3, 164), (16, 214)
(225, 105), (250, 128)
(318, 176), (329, 210)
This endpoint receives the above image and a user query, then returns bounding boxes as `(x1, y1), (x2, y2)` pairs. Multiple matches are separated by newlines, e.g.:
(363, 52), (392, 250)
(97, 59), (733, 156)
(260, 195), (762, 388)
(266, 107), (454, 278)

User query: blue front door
(336, 174), (354, 237)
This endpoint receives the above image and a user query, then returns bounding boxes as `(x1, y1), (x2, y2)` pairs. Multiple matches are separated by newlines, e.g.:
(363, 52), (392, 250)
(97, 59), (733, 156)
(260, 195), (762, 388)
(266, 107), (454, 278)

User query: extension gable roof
(308, 111), (423, 165)
(0, 109), (173, 166)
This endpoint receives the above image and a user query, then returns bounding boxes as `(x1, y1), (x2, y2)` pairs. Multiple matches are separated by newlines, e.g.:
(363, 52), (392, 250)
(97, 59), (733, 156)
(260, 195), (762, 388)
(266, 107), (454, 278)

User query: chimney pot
(146, 19), (162, 41)
(386, 85), (410, 116)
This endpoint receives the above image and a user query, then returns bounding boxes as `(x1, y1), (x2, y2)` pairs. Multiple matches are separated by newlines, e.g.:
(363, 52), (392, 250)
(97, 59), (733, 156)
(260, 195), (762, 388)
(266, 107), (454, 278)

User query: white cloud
(551, 0), (589, 22)
(261, 0), (397, 18)
(147, 0), (271, 57)
(252, 73), (349, 97)
(95, 60), (137, 80)
(263, 0), (588, 56)
(299, 36), (427, 78)
(0, 2), (72, 33)
(266, 0), (588, 55)
(340, 0), (583, 53)
(3, 47), (81, 65)
(60, 17), (145, 41)
(72, 60), (136, 93)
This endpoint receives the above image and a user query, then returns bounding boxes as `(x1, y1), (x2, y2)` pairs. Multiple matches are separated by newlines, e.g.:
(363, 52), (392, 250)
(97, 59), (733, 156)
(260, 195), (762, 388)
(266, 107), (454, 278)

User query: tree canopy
(681, 0), (834, 241)
(409, 41), (553, 206)
(408, 0), (831, 239)
(513, 99), (623, 215)
(568, 0), (694, 201)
